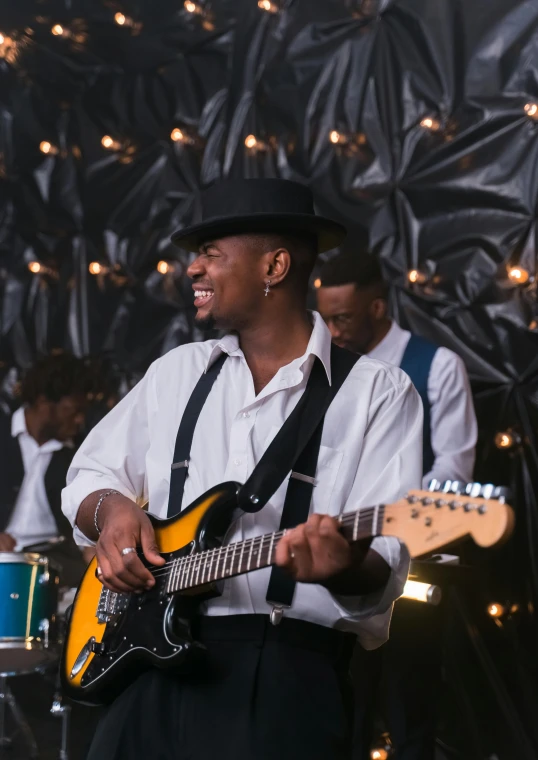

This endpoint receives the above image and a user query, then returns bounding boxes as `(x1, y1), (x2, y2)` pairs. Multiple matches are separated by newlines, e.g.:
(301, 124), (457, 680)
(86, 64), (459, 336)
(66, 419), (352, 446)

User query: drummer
(0, 353), (95, 586)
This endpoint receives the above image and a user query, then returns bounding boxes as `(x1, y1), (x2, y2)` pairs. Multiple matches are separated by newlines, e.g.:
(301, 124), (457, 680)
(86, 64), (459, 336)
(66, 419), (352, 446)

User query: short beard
(194, 313), (217, 331)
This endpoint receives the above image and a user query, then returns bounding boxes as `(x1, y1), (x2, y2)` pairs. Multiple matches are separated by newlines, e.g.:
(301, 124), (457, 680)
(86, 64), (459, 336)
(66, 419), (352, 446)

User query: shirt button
(242, 412), (250, 418)
(234, 458), (242, 466)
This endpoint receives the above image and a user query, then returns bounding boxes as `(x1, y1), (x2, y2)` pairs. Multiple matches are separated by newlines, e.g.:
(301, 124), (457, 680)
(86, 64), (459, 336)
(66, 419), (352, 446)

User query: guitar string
(143, 507), (380, 586)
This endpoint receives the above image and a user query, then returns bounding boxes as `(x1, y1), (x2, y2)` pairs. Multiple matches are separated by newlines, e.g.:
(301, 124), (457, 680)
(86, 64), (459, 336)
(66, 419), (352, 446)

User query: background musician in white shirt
(317, 251), (478, 760)
(62, 178), (423, 760)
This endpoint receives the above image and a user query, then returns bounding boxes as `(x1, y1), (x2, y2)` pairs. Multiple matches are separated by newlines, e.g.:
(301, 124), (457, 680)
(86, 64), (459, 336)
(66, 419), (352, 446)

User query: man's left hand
(275, 514), (353, 584)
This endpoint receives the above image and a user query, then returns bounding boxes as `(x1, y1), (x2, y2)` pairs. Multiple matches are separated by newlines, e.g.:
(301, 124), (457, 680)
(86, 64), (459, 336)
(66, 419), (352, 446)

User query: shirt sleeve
(330, 369), (423, 649)
(424, 348), (477, 488)
(61, 364), (156, 546)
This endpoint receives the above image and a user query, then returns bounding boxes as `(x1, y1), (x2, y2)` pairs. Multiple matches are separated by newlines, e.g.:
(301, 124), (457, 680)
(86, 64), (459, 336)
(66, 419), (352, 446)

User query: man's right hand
(0, 532), (16, 552)
(92, 494), (165, 593)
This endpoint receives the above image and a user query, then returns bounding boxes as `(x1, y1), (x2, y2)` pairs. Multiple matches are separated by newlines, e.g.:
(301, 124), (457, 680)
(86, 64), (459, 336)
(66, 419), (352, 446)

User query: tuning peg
(449, 481), (464, 495)
(493, 486), (511, 503)
(465, 482), (482, 497)
(428, 479), (442, 492)
(440, 480), (453, 493)
(480, 483), (495, 499)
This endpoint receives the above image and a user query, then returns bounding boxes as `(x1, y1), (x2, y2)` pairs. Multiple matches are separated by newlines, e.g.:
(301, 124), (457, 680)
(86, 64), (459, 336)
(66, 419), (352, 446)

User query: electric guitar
(61, 480), (514, 705)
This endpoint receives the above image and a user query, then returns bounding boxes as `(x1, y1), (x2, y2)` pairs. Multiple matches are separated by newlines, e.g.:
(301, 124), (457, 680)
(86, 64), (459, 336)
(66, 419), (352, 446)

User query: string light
(39, 141), (58, 155)
(313, 278), (321, 289)
(494, 430), (521, 450)
(114, 13), (127, 25)
(89, 262), (106, 275)
(329, 130), (346, 145)
(184, 1), (200, 12)
(258, 0), (279, 11)
(245, 134), (258, 149)
(487, 603), (505, 618)
(244, 134), (269, 153)
(28, 262), (43, 274)
(101, 135), (121, 151)
(171, 128), (185, 143)
(370, 750), (389, 760)
(157, 261), (171, 275)
(51, 24), (65, 36)
(524, 103), (538, 120)
(420, 116), (441, 131)
(507, 266), (530, 284)
(408, 269), (427, 284)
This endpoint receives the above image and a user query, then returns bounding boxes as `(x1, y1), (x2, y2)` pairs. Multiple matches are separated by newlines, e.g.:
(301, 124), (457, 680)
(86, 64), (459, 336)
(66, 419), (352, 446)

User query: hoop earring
(264, 281), (271, 297)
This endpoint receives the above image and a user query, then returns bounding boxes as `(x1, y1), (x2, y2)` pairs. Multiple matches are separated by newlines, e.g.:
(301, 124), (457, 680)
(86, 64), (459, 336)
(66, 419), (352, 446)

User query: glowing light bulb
(313, 278), (321, 289)
(171, 128), (185, 142)
(157, 260), (170, 274)
(494, 431), (515, 450)
(101, 135), (121, 151)
(184, 1), (198, 12)
(51, 24), (64, 36)
(28, 262), (42, 274)
(524, 103), (538, 119)
(408, 269), (427, 284)
(39, 141), (58, 155)
(370, 751), (388, 760)
(245, 134), (258, 149)
(89, 262), (103, 275)
(507, 266), (530, 284)
(329, 130), (343, 144)
(258, 0), (278, 10)
(420, 116), (440, 131)
(401, 580), (441, 605)
(487, 603), (505, 618)
(114, 13), (126, 25)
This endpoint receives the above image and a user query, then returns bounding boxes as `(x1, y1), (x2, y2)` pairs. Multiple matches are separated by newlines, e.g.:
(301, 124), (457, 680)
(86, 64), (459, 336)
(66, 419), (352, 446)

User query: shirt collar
(11, 406), (69, 450)
(368, 320), (406, 360)
(205, 311), (333, 385)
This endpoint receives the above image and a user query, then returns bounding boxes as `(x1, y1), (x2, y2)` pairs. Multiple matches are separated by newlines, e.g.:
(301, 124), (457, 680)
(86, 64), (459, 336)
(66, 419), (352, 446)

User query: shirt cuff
(61, 473), (138, 547)
(330, 536), (410, 624)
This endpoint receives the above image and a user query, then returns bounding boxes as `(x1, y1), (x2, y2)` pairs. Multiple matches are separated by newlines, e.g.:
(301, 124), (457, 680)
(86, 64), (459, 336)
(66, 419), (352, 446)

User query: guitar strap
(166, 342), (360, 618)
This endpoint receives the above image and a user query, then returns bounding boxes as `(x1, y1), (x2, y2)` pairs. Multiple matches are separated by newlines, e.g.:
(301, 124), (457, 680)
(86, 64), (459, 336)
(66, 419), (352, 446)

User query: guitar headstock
(382, 481), (515, 558)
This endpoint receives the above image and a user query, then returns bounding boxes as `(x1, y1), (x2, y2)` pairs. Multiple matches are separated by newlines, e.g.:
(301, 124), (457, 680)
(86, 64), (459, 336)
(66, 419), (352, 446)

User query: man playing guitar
(62, 178), (423, 760)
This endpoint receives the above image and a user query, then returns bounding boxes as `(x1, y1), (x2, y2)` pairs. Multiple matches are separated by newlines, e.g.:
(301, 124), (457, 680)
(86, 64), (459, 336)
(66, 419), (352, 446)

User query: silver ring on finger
(121, 547), (137, 556)
(96, 565), (103, 576)
(290, 551), (295, 559)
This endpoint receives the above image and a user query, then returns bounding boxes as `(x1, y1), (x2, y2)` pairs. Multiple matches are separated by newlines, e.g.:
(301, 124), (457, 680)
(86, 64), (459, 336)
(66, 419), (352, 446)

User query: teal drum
(0, 553), (60, 675)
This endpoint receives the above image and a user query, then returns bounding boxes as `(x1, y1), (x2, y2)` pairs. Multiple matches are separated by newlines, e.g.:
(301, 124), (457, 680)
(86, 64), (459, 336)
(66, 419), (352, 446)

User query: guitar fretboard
(164, 504), (384, 594)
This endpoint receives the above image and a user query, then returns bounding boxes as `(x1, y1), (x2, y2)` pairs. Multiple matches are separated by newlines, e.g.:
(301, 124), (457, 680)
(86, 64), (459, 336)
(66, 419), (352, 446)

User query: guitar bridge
(96, 588), (130, 623)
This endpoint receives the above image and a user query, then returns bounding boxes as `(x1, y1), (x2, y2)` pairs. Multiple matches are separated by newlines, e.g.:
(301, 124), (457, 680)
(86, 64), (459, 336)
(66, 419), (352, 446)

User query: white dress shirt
(368, 321), (477, 488)
(63, 312), (423, 649)
(6, 407), (63, 550)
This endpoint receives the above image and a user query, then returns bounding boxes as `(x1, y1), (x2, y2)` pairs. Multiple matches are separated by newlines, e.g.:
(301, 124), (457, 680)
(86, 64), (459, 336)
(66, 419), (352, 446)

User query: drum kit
(0, 550), (75, 760)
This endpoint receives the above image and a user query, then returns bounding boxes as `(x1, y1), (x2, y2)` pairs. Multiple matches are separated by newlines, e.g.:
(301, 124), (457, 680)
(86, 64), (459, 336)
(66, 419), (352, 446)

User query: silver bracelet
(94, 490), (122, 536)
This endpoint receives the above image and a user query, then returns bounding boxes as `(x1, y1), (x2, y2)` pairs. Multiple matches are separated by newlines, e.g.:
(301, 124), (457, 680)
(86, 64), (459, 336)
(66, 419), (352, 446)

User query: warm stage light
(39, 141), (58, 155)
(28, 262), (42, 274)
(329, 130), (347, 144)
(401, 580), (441, 605)
(101, 135), (121, 151)
(51, 24), (65, 36)
(494, 431), (514, 450)
(157, 261), (170, 275)
(507, 266), (530, 284)
(524, 103), (538, 119)
(370, 750), (388, 760)
(258, 0), (278, 11)
(89, 262), (104, 275)
(184, 1), (198, 12)
(420, 116), (440, 131)
(408, 269), (427, 284)
(314, 278), (321, 289)
(114, 13), (126, 25)
(487, 603), (505, 618)
(245, 134), (258, 149)
(171, 128), (185, 143)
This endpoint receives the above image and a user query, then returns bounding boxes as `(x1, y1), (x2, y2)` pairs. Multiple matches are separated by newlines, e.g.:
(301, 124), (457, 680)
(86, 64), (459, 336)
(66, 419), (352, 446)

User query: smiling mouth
(193, 289), (214, 308)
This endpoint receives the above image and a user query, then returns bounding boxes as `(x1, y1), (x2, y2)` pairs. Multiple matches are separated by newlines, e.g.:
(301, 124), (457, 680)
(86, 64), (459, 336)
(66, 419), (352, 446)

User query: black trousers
(87, 615), (355, 760)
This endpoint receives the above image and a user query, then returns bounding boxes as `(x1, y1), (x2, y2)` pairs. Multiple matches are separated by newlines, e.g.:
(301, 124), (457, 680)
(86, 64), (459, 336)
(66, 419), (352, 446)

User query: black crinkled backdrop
(0, 0), (537, 756)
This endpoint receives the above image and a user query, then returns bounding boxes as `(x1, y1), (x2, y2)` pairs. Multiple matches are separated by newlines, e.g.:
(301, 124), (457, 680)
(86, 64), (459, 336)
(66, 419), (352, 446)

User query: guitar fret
(215, 545), (223, 582)
(373, 504), (379, 535)
(195, 551), (203, 587)
(247, 537), (255, 571)
(166, 559), (176, 594)
(238, 540), (245, 575)
(187, 553), (196, 589)
(207, 547), (215, 583)
(222, 544), (230, 579)
(229, 542), (237, 577)
(256, 536), (263, 568)
(267, 532), (275, 564)
(176, 556), (185, 591)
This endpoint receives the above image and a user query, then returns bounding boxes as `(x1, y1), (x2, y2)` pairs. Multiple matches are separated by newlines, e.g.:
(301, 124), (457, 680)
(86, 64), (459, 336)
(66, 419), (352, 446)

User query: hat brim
(171, 212), (346, 254)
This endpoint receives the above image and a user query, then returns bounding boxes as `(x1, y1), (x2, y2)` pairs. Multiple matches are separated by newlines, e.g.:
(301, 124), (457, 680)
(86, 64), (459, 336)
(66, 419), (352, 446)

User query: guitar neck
(165, 506), (381, 595)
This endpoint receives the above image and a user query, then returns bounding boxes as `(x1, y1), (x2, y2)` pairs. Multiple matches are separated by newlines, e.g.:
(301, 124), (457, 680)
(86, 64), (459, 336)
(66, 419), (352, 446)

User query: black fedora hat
(171, 178), (346, 254)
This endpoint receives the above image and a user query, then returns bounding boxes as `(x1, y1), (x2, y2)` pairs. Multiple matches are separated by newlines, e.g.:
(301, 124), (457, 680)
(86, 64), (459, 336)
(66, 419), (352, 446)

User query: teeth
(195, 290), (213, 299)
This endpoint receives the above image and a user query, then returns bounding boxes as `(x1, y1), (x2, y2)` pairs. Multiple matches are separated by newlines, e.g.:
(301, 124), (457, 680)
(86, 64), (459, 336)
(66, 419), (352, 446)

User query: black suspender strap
(167, 353), (228, 517)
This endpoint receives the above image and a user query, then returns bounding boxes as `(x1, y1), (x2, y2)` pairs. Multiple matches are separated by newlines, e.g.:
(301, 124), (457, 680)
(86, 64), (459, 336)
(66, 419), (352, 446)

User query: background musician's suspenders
(166, 343), (360, 621)
(399, 334), (438, 476)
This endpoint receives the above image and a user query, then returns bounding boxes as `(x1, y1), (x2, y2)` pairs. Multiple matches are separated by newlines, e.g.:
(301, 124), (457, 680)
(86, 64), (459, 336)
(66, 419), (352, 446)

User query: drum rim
(0, 552), (47, 565)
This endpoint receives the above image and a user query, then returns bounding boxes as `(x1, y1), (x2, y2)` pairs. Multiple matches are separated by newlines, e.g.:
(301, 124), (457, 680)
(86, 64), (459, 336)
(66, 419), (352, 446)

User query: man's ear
(370, 298), (387, 321)
(264, 247), (292, 286)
